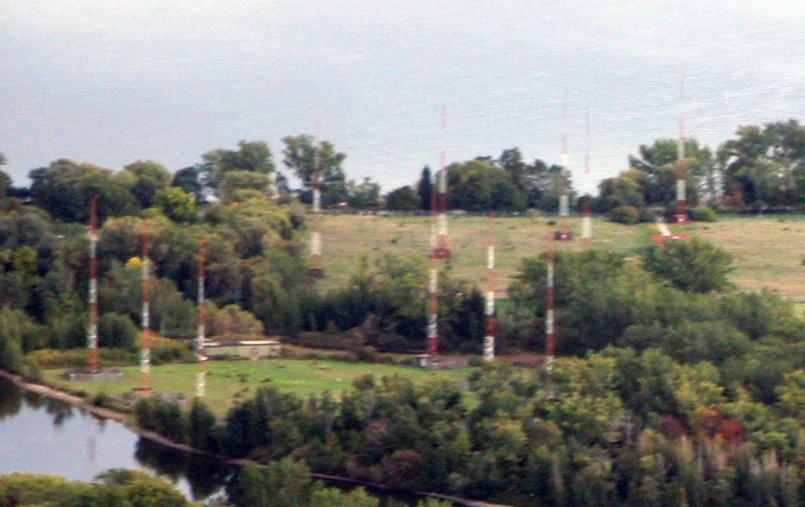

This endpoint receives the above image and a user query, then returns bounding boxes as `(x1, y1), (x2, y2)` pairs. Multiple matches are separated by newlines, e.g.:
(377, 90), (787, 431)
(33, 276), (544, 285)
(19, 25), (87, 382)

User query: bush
(26, 348), (137, 369)
(285, 331), (363, 351)
(92, 392), (108, 407)
(24, 360), (43, 382)
(356, 346), (378, 363)
(98, 312), (138, 350)
(690, 206), (718, 222)
(609, 205), (639, 224)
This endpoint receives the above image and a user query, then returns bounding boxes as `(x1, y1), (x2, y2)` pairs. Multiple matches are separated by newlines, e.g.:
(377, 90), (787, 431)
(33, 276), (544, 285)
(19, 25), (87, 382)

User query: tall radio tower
(426, 182), (440, 357)
(484, 212), (496, 361)
(86, 196), (99, 373)
(309, 132), (325, 277)
(434, 105), (451, 259)
(556, 90), (573, 241)
(196, 238), (208, 400)
(581, 108), (593, 249)
(545, 222), (556, 378)
(139, 220), (152, 394)
(310, 165), (324, 277)
(674, 75), (688, 224)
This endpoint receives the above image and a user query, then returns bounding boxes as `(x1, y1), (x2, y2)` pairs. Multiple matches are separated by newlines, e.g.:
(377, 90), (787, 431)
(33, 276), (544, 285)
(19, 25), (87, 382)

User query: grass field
(314, 214), (805, 299)
(43, 359), (477, 416)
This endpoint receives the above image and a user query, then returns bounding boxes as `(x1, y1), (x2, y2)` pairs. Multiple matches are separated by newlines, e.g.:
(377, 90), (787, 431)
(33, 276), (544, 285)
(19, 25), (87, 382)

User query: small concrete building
(63, 368), (124, 381)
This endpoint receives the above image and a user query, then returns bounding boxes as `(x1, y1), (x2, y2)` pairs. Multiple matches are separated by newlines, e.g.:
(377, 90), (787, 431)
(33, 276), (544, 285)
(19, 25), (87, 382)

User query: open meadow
(315, 214), (805, 300)
(43, 359), (477, 416)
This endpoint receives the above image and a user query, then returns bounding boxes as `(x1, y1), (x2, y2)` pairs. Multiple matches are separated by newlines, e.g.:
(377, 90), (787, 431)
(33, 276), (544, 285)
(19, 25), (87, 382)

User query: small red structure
(652, 233), (690, 245)
(554, 230), (573, 241)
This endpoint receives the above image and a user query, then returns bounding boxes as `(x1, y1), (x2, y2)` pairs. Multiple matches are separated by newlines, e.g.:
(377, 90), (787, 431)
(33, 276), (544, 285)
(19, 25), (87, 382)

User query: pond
(0, 377), (434, 505)
(0, 376), (232, 501)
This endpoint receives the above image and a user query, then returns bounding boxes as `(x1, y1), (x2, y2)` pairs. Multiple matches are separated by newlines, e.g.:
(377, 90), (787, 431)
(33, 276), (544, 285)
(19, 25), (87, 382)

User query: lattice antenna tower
(426, 170), (440, 356)
(86, 196), (99, 373)
(545, 221), (557, 388)
(196, 238), (208, 400)
(139, 220), (152, 394)
(483, 209), (496, 361)
(674, 74), (689, 224)
(556, 89), (573, 240)
(310, 134), (324, 277)
(581, 108), (593, 248)
(434, 105), (451, 259)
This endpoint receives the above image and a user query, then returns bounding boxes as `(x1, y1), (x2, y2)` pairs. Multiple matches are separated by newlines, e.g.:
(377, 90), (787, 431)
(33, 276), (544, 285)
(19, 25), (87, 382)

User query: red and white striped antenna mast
(545, 222), (557, 385)
(426, 169), (440, 358)
(86, 196), (99, 373)
(581, 108), (593, 248)
(674, 74), (688, 224)
(483, 210), (496, 361)
(139, 219), (152, 394)
(556, 89), (573, 241)
(434, 105), (451, 259)
(310, 131), (325, 277)
(196, 238), (208, 400)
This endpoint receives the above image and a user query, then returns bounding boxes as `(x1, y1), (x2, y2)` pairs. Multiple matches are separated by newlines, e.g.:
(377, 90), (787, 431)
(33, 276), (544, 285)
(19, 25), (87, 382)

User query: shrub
(690, 206), (718, 222)
(609, 205), (639, 224)
(356, 346), (378, 363)
(92, 392), (108, 407)
(24, 360), (43, 382)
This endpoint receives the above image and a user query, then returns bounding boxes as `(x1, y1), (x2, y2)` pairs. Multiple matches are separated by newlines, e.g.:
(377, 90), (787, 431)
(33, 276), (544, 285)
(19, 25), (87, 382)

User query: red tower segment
(484, 213), (495, 361)
(86, 196), (99, 373)
(545, 225), (556, 375)
(434, 168), (451, 259)
(674, 75), (688, 224)
(140, 220), (152, 394)
(196, 238), (207, 400)
(556, 91), (573, 241)
(310, 167), (324, 277)
(582, 109), (593, 248)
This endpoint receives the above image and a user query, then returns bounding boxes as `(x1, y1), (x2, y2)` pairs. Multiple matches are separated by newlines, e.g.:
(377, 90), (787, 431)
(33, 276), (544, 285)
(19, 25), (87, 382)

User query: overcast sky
(3, 1), (805, 193)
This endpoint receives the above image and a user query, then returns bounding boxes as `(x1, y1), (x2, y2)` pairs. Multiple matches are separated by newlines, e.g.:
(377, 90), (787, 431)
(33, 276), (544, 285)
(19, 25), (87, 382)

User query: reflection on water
(0, 377), (22, 420)
(135, 438), (233, 500)
(0, 377), (231, 501)
(0, 377), (448, 505)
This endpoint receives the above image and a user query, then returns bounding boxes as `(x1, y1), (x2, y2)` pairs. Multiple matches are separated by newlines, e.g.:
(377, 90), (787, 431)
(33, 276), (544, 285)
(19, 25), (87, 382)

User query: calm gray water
(0, 377), (230, 501)
(4, 2), (805, 196)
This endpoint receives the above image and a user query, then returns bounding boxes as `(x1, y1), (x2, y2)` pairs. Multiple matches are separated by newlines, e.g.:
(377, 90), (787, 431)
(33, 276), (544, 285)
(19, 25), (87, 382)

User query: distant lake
(0, 376), (231, 501)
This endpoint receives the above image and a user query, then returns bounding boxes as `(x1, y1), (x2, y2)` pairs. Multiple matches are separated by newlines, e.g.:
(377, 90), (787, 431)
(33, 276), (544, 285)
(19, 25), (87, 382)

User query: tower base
(63, 368), (123, 382)
(673, 213), (688, 224)
(652, 233), (690, 245)
(309, 267), (325, 278)
(433, 248), (451, 259)
(554, 231), (573, 241)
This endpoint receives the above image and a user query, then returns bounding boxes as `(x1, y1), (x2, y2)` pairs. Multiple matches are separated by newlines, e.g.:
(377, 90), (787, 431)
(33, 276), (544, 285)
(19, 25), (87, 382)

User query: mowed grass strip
(313, 214), (805, 299)
(315, 214), (649, 294)
(43, 359), (477, 416)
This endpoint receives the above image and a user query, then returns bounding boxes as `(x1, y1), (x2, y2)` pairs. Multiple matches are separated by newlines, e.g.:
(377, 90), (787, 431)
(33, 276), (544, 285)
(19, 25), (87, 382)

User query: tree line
(5, 119), (805, 220)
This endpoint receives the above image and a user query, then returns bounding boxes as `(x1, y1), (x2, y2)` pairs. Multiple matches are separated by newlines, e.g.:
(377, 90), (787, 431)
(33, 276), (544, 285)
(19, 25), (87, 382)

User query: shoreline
(0, 369), (509, 507)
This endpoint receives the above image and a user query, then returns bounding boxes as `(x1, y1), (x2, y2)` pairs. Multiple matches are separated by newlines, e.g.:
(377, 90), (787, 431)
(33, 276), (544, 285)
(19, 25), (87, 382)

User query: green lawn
(315, 214), (652, 294)
(44, 359), (477, 416)
(313, 214), (805, 299)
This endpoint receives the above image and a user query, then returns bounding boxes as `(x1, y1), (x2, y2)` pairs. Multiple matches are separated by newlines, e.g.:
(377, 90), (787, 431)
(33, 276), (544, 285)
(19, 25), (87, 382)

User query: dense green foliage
(609, 204), (639, 224)
(228, 458), (451, 507)
(0, 469), (189, 507)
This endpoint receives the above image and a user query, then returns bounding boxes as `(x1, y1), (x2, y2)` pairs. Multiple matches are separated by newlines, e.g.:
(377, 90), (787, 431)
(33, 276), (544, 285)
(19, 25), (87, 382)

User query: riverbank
(0, 369), (510, 507)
